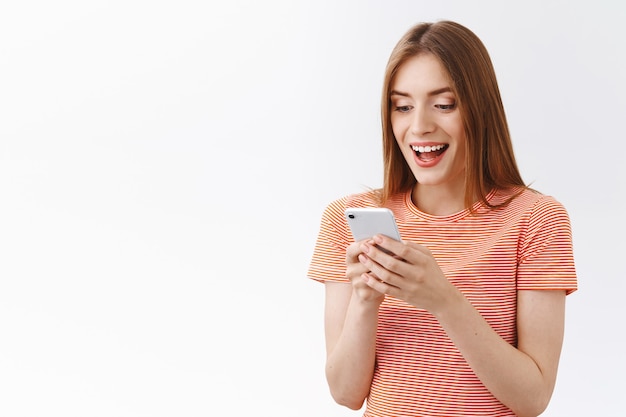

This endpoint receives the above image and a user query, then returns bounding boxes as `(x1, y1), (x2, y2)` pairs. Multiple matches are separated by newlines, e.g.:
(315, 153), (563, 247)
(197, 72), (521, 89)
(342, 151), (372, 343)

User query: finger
(401, 239), (433, 257)
(361, 241), (405, 275)
(358, 252), (399, 288)
(373, 235), (428, 265)
(346, 240), (369, 262)
(362, 272), (400, 293)
(369, 235), (408, 261)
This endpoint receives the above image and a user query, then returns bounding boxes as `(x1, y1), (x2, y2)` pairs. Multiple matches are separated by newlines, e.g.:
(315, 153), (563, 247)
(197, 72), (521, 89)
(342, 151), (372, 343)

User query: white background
(1, 1), (624, 416)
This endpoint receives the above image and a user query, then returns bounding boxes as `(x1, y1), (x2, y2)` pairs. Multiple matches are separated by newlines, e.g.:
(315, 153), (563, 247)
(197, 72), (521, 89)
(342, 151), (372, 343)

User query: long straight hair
(380, 20), (526, 209)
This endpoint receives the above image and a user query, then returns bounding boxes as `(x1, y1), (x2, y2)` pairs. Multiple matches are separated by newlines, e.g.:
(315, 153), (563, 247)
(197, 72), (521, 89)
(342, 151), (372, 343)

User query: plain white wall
(0, 0), (624, 415)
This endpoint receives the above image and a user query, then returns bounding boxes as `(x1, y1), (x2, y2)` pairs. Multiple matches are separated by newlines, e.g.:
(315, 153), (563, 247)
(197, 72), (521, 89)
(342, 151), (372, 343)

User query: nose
(410, 106), (435, 136)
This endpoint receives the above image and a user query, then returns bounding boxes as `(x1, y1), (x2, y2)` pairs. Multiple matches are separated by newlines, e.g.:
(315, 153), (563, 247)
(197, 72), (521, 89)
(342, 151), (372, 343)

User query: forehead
(392, 53), (453, 92)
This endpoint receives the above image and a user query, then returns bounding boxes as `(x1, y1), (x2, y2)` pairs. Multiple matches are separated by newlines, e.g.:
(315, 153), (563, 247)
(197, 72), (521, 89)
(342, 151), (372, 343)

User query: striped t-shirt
(308, 187), (577, 416)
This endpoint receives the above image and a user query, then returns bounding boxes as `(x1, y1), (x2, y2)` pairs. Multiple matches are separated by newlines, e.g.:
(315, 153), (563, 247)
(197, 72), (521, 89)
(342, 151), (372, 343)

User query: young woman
(308, 21), (577, 417)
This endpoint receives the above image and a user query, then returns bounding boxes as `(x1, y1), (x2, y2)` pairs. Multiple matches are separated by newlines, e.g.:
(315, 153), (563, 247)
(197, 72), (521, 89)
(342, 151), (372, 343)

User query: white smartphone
(344, 208), (401, 242)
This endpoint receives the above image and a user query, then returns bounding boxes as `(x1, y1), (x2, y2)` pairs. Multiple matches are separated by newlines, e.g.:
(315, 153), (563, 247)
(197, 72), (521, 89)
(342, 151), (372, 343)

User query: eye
(435, 103), (456, 111)
(394, 105), (412, 113)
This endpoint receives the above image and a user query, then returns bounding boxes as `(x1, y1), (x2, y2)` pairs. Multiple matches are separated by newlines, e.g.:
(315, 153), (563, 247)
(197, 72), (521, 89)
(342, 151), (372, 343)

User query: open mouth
(411, 144), (449, 162)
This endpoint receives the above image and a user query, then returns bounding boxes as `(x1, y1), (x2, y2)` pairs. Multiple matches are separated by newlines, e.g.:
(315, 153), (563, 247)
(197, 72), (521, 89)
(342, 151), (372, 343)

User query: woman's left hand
(357, 234), (459, 313)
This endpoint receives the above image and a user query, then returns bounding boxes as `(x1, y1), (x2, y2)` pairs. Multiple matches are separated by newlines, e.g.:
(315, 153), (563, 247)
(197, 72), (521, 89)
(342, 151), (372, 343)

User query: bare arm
(359, 235), (566, 417)
(324, 283), (377, 410)
(434, 288), (565, 417)
(323, 241), (385, 410)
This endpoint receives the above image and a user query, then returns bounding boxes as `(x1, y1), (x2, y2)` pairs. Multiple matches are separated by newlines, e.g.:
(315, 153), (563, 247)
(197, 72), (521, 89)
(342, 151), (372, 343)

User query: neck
(411, 182), (468, 216)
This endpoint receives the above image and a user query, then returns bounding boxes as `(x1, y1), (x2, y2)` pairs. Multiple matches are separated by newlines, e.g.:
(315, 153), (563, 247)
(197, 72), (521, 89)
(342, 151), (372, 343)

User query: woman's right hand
(346, 240), (385, 305)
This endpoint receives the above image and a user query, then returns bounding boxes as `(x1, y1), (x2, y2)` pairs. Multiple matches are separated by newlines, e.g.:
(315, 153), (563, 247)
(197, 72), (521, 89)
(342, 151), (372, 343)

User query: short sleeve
(517, 196), (578, 294)
(307, 198), (353, 284)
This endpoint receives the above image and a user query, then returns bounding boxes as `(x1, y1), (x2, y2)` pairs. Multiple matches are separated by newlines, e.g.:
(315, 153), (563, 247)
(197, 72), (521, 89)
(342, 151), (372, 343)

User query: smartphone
(344, 208), (401, 242)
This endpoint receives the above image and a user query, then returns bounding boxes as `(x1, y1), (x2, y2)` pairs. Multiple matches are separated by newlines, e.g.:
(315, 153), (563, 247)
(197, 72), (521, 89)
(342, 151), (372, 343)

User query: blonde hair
(380, 20), (525, 209)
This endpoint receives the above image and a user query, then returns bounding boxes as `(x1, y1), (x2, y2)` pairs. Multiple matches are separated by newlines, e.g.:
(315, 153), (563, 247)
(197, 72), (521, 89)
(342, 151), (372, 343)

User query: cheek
(454, 135), (469, 169)
(390, 118), (405, 142)
(457, 131), (468, 155)
(447, 119), (467, 152)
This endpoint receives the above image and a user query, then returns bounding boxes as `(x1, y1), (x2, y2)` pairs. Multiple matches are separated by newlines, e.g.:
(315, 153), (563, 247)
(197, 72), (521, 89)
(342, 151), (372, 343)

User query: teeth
(411, 144), (446, 153)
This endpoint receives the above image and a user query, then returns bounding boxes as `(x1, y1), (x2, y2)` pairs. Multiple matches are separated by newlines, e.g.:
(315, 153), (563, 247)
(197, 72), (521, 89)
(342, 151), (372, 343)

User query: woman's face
(390, 53), (467, 192)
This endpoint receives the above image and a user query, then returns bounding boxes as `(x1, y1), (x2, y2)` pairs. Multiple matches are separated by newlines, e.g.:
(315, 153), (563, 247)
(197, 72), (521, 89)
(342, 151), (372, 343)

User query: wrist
(351, 289), (384, 312)
(431, 285), (467, 322)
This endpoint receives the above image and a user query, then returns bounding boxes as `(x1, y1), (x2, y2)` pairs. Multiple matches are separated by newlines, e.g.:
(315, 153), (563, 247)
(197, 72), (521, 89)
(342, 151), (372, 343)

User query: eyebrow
(390, 87), (452, 97)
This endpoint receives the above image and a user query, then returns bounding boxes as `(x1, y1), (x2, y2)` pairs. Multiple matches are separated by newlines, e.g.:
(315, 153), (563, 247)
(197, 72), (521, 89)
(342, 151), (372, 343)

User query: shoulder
(323, 189), (384, 215)
(515, 188), (570, 223)
(492, 187), (569, 219)
(479, 188), (572, 240)
(502, 188), (573, 250)
(316, 189), (383, 233)
(312, 189), (385, 250)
